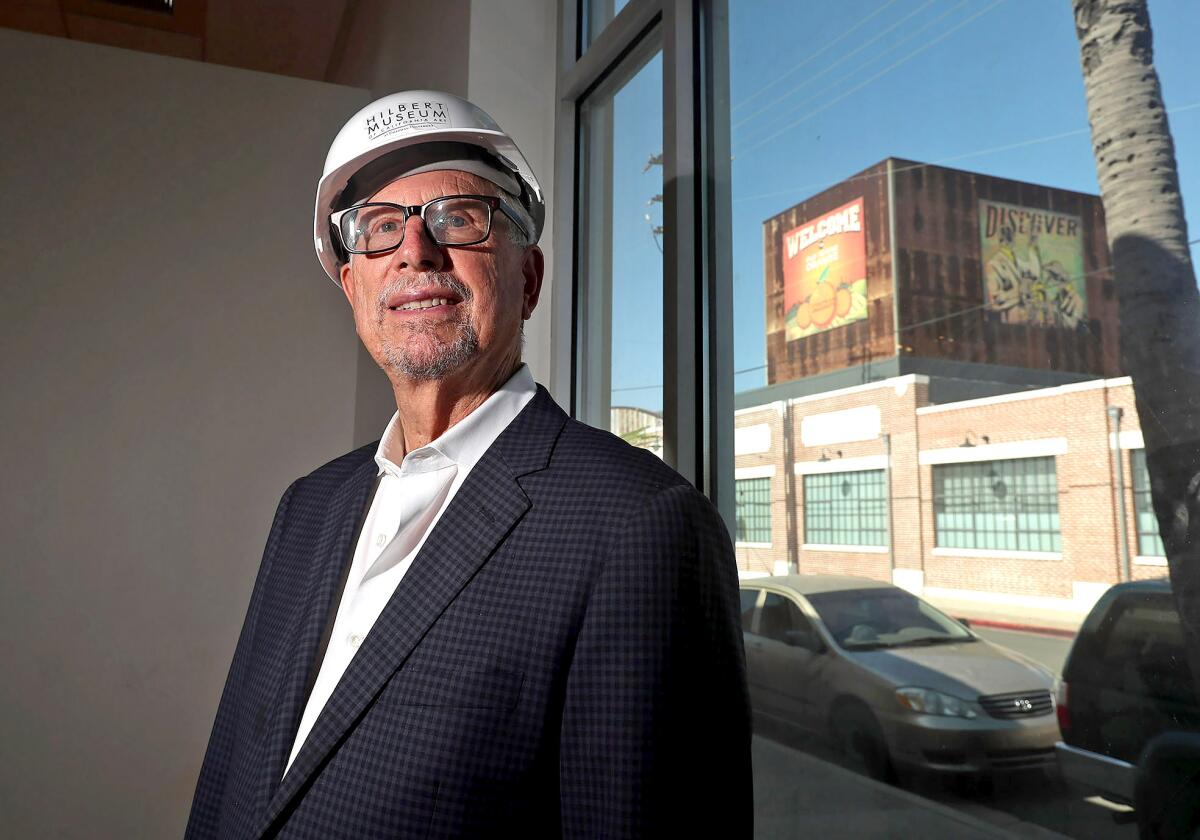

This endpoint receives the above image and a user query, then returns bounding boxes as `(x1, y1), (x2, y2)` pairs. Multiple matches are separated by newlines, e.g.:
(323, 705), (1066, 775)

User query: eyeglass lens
(340, 197), (492, 252)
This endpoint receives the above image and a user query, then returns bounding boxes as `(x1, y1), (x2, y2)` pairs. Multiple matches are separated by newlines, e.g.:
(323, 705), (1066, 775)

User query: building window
(803, 470), (887, 547)
(735, 478), (771, 544)
(933, 457), (1060, 553)
(1131, 449), (1166, 556)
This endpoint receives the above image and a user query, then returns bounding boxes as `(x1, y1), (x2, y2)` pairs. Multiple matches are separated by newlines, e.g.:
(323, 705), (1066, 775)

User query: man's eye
(439, 215), (468, 228)
(373, 219), (402, 234)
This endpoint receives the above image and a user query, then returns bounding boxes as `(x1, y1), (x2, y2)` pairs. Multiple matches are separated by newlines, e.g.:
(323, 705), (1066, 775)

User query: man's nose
(389, 214), (445, 272)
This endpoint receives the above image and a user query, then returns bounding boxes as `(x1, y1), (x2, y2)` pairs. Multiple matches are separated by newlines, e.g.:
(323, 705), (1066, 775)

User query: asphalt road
(973, 626), (1074, 677)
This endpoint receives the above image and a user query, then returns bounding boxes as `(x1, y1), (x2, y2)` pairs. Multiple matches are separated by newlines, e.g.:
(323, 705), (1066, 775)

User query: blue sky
(604, 0), (1200, 412)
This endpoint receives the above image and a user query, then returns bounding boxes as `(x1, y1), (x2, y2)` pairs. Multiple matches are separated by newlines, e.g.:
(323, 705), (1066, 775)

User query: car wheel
(833, 701), (895, 783)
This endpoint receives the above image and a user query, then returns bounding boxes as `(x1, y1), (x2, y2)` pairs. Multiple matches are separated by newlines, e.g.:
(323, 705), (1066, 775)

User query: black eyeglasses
(330, 194), (527, 255)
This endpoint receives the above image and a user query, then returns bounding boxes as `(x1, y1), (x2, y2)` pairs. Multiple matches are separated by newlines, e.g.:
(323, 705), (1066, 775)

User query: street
(973, 626), (1073, 678)
(754, 623), (1141, 839)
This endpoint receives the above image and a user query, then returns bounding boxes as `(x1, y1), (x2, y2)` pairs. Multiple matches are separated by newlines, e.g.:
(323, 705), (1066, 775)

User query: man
(186, 90), (751, 839)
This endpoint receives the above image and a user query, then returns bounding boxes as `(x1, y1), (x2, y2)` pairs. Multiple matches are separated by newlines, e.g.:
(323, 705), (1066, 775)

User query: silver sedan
(740, 575), (1059, 779)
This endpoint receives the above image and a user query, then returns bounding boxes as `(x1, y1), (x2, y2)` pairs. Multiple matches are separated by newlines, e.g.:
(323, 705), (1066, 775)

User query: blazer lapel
(257, 387), (568, 837)
(253, 456), (378, 815)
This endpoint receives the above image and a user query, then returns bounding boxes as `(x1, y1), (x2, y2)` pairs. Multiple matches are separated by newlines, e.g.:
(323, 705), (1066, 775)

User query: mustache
(374, 272), (473, 310)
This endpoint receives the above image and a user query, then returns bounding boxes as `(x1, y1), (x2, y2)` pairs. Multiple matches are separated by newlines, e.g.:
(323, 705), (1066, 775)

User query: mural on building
(978, 199), (1086, 328)
(782, 197), (868, 341)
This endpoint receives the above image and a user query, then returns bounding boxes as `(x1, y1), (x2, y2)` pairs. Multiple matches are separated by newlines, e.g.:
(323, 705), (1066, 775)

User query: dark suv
(1056, 579), (1200, 836)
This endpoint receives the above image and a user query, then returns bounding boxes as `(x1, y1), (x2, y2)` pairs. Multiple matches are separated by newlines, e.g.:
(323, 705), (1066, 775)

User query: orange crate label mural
(782, 197), (868, 341)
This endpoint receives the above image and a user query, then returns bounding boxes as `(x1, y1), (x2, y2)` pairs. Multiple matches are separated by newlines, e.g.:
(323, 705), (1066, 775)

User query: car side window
(739, 588), (760, 633)
(759, 593), (818, 648)
(1096, 594), (1196, 706)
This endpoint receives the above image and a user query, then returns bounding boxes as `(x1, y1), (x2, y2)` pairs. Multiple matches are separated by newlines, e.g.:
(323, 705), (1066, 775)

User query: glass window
(739, 588), (760, 632)
(1131, 448), (1166, 557)
(1096, 594), (1194, 706)
(803, 469), (886, 547)
(580, 0), (632, 52)
(575, 43), (664, 457)
(568, 0), (1200, 833)
(933, 458), (1061, 553)
(735, 477), (771, 543)
(758, 592), (815, 646)
(807, 587), (973, 650)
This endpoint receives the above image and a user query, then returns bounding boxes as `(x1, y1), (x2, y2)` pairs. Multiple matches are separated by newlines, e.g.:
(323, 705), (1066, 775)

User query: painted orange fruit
(834, 286), (852, 318)
(796, 302), (812, 330)
(810, 282), (836, 328)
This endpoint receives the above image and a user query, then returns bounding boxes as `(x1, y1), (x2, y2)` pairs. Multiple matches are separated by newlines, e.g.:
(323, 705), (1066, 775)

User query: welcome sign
(781, 197), (868, 341)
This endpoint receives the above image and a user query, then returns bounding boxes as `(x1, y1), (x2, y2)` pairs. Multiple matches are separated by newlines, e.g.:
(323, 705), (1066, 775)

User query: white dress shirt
(284, 364), (537, 776)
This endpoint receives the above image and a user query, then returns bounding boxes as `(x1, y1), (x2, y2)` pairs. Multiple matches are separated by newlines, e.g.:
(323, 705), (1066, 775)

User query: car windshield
(806, 588), (975, 650)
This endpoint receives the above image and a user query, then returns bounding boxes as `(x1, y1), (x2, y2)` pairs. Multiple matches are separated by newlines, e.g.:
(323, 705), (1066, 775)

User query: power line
(733, 0), (1008, 160)
(731, 256), (1126, 381)
(733, 100), (1200, 205)
(734, 0), (965, 139)
(732, 0), (945, 133)
(611, 383), (663, 393)
(732, 0), (902, 115)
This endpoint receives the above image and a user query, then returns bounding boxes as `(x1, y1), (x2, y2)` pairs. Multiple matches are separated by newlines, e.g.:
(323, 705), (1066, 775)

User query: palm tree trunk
(1073, 0), (1200, 682)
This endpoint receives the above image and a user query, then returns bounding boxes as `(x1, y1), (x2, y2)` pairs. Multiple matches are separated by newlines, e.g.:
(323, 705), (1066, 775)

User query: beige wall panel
(0, 28), (370, 838)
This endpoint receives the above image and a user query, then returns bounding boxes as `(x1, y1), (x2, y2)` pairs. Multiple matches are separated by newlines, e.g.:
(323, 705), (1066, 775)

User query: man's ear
(521, 245), (544, 320)
(339, 260), (356, 306)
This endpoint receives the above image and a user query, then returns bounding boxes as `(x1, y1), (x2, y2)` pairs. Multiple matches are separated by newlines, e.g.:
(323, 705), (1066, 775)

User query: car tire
(833, 701), (895, 783)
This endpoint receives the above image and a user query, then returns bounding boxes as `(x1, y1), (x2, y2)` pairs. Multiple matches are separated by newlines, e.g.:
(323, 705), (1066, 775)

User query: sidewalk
(752, 735), (1067, 839)
(923, 592), (1087, 637)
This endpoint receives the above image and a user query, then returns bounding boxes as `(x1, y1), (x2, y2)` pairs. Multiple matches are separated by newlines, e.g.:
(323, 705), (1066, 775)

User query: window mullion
(661, 0), (699, 484)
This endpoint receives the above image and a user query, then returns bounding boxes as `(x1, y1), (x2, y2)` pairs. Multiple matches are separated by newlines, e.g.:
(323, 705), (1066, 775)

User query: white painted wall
(468, 0), (560, 389)
(0, 28), (371, 839)
(0, 3), (561, 835)
(326, 0), (561, 433)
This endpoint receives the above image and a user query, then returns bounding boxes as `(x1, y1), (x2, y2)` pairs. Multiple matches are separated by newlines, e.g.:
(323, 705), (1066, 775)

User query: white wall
(325, 0), (476, 444)
(468, 0), (561, 390)
(327, 0), (561, 407)
(0, 3), (560, 835)
(0, 28), (371, 838)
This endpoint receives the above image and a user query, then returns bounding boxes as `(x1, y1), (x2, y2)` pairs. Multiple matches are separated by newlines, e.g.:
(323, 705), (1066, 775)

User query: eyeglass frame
(329, 193), (532, 256)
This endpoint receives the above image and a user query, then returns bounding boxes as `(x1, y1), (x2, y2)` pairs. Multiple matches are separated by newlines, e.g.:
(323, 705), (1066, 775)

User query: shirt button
(375, 533), (387, 547)
(348, 633), (363, 648)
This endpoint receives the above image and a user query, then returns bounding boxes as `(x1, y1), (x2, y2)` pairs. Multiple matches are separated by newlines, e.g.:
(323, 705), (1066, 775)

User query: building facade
(763, 159), (1120, 393)
(734, 375), (1163, 614)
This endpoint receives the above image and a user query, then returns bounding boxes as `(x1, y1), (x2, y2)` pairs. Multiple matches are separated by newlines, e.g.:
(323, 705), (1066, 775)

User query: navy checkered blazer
(185, 386), (752, 838)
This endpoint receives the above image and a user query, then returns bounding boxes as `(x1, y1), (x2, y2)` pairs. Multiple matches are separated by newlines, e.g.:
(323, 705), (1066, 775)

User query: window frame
(932, 456), (1062, 555)
(556, 0), (735, 532)
(1131, 448), (1167, 559)
(734, 476), (772, 545)
(802, 468), (889, 549)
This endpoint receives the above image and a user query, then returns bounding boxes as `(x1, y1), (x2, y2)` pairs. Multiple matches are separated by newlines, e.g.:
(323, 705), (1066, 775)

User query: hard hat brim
(314, 127), (544, 285)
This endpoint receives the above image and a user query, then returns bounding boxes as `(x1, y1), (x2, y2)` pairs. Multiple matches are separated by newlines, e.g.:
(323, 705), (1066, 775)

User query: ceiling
(1, 0), (352, 82)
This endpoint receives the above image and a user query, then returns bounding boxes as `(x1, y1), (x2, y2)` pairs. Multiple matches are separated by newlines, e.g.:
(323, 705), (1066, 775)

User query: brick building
(735, 160), (1150, 616)
(733, 375), (1163, 615)
(759, 159), (1119, 404)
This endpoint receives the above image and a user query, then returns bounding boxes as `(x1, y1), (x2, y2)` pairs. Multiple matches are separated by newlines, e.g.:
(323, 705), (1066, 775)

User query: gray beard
(374, 273), (480, 381)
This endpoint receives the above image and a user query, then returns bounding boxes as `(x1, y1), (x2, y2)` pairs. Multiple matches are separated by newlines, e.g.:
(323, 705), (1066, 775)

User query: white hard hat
(314, 90), (545, 284)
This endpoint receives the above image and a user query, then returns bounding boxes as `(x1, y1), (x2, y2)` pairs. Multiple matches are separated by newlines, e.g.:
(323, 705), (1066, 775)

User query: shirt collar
(374, 364), (536, 478)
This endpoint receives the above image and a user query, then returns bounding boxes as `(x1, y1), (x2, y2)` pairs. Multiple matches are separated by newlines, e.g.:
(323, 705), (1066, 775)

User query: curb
(962, 617), (1078, 639)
